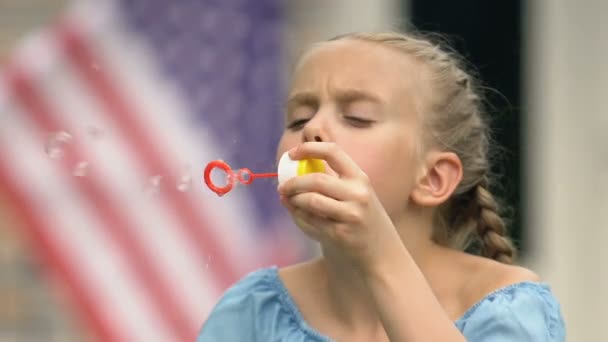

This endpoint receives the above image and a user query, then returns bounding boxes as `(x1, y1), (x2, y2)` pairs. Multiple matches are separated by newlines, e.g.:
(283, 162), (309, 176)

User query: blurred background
(0, 0), (606, 340)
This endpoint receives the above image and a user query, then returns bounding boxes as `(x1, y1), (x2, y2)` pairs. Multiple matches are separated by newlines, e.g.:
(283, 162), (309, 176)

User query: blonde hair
(330, 32), (517, 264)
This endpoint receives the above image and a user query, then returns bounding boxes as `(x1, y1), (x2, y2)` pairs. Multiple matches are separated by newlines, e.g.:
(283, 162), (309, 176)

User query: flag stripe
(4, 65), (194, 341)
(56, 18), (240, 290)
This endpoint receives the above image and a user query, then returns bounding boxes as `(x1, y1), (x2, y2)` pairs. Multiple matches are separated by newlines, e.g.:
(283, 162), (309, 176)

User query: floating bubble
(143, 175), (163, 195)
(45, 131), (72, 160)
(205, 255), (212, 269)
(176, 165), (192, 192)
(176, 178), (191, 192)
(73, 161), (89, 177)
(150, 175), (162, 186)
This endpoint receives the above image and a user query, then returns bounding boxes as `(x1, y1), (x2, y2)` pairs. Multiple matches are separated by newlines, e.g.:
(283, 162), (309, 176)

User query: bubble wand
(203, 151), (325, 196)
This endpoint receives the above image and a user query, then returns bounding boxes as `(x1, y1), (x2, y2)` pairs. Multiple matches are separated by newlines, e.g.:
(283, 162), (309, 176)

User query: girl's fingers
(289, 142), (362, 179)
(286, 192), (359, 223)
(279, 194), (295, 211)
(291, 208), (326, 240)
(278, 172), (353, 201)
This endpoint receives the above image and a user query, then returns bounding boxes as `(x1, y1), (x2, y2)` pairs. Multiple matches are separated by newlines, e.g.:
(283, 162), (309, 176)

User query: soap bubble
(205, 255), (212, 269)
(176, 165), (192, 192)
(176, 177), (191, 192)
(73, 161), (89, 177)
(45, 131), (73, 160)
(143, 175), (163, 195)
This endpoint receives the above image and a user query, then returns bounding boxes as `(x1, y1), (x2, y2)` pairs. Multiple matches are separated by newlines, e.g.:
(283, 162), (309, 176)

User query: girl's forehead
(291, 40), (424, 108)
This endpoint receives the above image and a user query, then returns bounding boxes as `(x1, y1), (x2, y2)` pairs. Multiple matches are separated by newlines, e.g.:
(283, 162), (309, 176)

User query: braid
(475, 177), (516, 264)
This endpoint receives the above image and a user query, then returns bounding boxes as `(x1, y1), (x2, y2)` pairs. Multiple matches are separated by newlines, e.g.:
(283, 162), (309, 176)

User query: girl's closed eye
(286, 118), (310, 130)
(286, 104), (316, 130)
(341, 102), (377, 128)
(343, 115), (374, 128)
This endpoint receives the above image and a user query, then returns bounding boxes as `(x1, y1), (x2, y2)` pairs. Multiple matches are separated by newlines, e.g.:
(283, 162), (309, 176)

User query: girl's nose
(304, 133), (323, 142)
(302, 113), (328, 143)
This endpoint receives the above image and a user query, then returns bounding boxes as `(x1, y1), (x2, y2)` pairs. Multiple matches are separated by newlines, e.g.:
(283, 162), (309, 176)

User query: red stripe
(5, 66), (195, 341)
(0, 161), (123, 342)
(55, 20), (241, 289)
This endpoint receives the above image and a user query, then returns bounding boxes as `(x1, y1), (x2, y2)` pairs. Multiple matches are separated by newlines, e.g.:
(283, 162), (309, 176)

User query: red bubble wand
(203, 160), (277, 196)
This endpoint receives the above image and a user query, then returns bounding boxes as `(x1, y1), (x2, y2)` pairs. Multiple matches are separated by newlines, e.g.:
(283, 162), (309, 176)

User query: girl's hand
(277, 142), (402, 272)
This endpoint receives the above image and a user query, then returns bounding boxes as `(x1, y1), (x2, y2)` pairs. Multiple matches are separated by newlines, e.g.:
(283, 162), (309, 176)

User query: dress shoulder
(197, 266), (330, 342)
(455, 282), (566, 341)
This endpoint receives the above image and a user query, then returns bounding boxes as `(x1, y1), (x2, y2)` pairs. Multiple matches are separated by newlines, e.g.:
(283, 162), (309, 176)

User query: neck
(320, 206), (437, 330)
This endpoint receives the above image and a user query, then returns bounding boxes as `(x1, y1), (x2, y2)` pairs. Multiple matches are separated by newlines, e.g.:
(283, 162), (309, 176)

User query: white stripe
(0, 100), (177, 342)
(11, 27), (67, 81)
(33, 34), (220, 327)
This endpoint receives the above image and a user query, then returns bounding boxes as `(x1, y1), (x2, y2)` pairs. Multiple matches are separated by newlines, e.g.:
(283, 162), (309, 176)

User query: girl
(198, 32), (565, 341)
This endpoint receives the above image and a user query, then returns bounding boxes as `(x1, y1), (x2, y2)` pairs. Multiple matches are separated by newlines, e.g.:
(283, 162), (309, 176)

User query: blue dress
(198, 266), (565, 341)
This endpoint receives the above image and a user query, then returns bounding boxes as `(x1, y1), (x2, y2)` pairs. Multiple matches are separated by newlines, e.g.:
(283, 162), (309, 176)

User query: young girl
(198, 32), (565, 341)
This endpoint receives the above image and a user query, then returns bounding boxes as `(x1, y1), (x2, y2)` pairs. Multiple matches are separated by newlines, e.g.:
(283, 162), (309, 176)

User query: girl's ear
(410, 151), (463, 207)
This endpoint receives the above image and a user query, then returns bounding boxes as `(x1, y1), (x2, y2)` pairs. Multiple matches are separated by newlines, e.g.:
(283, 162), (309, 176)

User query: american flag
(0, 0), (308, 340)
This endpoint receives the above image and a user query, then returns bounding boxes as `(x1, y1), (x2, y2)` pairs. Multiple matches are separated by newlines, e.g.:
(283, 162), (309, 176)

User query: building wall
(525, 0), (608, 340)
(0, 0), (67, 60)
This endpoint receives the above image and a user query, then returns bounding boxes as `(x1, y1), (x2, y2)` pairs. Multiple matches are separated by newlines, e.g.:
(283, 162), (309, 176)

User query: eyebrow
(285, 92), (318, 109)
(335, 89), (383, 104)
(286, 88), (384, 108)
